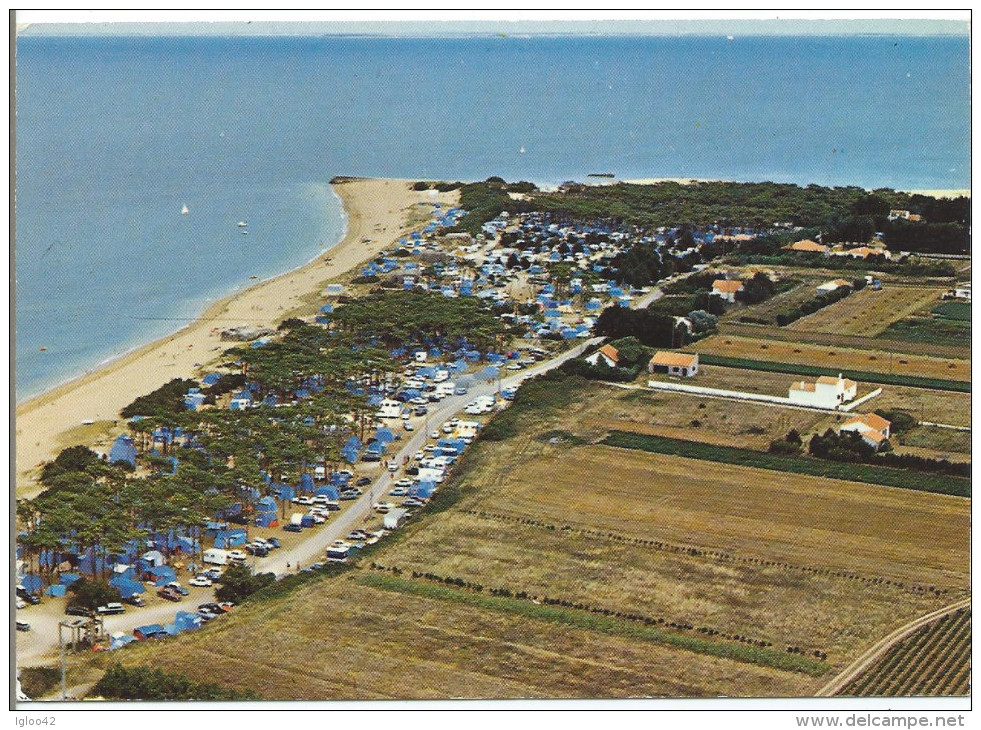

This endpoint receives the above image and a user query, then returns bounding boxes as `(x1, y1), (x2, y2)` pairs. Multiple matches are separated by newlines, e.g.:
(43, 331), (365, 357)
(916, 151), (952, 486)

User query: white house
(711, 279), (744, 303)
(648, 351), (699, 378)
(788, 374), (857, 409)
(586, 344), (620, 368)
(954, 285), (971, 300)
(816, 279), (852, 294)
(839, 413), (891, 450)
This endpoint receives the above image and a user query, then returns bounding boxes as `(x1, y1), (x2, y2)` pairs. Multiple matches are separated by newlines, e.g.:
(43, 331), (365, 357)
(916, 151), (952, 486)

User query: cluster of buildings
(783, 238), (893, 261)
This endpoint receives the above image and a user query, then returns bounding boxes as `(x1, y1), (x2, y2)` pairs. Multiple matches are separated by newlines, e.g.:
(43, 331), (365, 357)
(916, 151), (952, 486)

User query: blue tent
(109, 435), (137, 467)
(366, 441), (386, 455)
(375, 427), (396, 443)
(214, 529), (247, 549)
(175, 611), (202, 631)
(341, 446), (359, 464)
(110, 578), (146, 598)
(297, 473), (315, 493)
(202, 373), (222, 386)
(315, 485), (339, 500)
(410, 482), (437, 499)
(270, 483), (296, 501)
(150, 565), (177, 586)
(20, 574), (42, 592)
(45, 584), (67, 597)
(59, 573), (81, 587)
(329, 472), (350, 486)
(257, 496), (277, 513)
(255, 512), (278, 528)
(135, 624), (166, 640)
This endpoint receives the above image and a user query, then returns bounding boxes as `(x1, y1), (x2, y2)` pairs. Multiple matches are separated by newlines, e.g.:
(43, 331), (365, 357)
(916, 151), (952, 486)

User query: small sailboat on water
(181, 204), (189, 215)
(237, 221), (248, 228)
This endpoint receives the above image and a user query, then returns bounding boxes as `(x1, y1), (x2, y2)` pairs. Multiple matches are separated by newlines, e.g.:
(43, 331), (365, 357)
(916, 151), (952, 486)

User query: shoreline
(16, 186), (350, 407)
(15, 177), (458, 497)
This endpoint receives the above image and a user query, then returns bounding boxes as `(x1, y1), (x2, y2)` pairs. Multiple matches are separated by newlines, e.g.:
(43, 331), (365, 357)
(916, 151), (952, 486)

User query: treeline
(594, 305), (689, 347)
(775, 279), (864, 326)
(94, 664), (256, 701)
(808, 429), (970, 479)
(414, 178), (537, 236)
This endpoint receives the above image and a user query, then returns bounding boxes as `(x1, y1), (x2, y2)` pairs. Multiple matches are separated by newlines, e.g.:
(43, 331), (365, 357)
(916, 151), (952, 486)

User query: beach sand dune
(15, 178), (458, 498)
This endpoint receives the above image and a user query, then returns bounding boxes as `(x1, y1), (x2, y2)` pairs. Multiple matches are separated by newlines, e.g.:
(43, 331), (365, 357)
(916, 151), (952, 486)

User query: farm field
(714, 323), (970, 360)
(786, 286), (943, 337)
(589, 387), (827, 450)
(837, 608), (971, 697)
(74, 376), (971, 699)
(899, 425), (972, 455)
(693, 335), (970, 384)
(877, 299), (972, 349)
(721, 281), (819, 326)
(80, 570), (822, 699)
(646, 363), (971, 430)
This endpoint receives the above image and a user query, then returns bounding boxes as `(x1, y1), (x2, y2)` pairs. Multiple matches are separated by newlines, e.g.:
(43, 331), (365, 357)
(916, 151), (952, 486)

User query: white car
(441, 423), (454, 433)
(292, 496), (314, 506)
(395, 478), (413, 487)
(401, 411), (412, 420)
(373, 501), (396, 513)
(389, 487), (410, 497)
(429, 430), (440, 439)
(403, 422), (415, 431)
(306, 512), (327, 524)
(414, 450), (425, 460)
(189, 575), (213, 588)
(227, 550), (247, 562)
(505, 363), (523, 370)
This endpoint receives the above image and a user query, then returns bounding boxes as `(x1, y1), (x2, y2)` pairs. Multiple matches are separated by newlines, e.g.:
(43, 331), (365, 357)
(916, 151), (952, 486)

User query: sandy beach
(15, 178), (458, 498)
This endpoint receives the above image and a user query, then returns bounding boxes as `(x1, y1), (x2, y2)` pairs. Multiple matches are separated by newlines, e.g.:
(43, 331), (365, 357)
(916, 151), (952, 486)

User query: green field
(602, 431), (971, 497)
(696, 354), (971, 393)
(932, 300), (972, 321)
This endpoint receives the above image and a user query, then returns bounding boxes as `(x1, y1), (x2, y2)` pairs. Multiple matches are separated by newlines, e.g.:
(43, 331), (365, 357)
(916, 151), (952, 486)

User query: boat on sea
(241, 230), (248, 235)
(39, 347), (47, 352)
(237, 221), (248, 227)
(181, 204), (189, 215)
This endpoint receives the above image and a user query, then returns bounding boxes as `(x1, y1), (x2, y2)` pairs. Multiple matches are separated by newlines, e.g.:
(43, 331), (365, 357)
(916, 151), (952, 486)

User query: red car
(157, 586), (182, 602)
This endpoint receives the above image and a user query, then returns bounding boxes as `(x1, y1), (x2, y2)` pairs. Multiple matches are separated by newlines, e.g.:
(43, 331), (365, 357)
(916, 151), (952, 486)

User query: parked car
(405, 466), (419, 476)
(157, 587), (182, 602)
(265, 537), (281, 549)
(198, 602), (224, 614)
(16, 598), (26, 609)
(16, 620), (31, 632)
(403, 498), (426, 508)
(202, 568), (224, 581)
(373, 501), (396, 513)
(292, 496), (315, 506)
(123, 594), (146, 607)
(389, 487), (409, 497)
(346, 529), (369, 541)
(283, 523), (303, 532)
(166, 582), (190, 596)
(339, 491), (359, 501)
(429, 430), (440, 439)
(96, 602), (125, 615)
(196, 610), (217, 622)
(189, 575), (214, 588)
(308, 562), (326, 571)
(226, 550), (248, 563)
(414, 405), (428, 416)
(65, 605), (94, 617)
(403, 422), (415, 431)
(356, 476), (372, 487)
(16, 586), (41, 605)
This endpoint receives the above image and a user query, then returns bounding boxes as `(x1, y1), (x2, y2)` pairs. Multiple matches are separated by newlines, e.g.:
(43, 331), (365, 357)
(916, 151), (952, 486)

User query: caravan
(376, 399), (402, 419)
(202, 548), (230, 566)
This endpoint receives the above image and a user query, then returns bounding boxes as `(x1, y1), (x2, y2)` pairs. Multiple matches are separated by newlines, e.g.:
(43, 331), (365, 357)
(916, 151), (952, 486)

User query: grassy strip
(697, 354), (970, 393)
(358, 572), (829, 676)
(603, 431), (970, 498)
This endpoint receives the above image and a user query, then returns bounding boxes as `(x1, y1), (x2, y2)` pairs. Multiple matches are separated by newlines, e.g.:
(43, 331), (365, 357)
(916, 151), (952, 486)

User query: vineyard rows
(840, 608), (971, 696)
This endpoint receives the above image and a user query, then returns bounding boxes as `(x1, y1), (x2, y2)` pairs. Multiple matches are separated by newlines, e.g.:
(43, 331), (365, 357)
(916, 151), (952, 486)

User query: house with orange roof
(648, 351), (699, 378)
(787, 373), (857, 409)
(585, 344), (620, 368)
(711, 279), (744, 303)
(783, 239), (829, 254)
(839, 413), (892, 450)
(829, 246), (892, 260)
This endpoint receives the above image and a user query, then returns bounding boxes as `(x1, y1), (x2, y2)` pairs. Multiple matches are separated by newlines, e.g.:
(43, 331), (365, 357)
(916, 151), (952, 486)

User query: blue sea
(15, 33), (970, 401)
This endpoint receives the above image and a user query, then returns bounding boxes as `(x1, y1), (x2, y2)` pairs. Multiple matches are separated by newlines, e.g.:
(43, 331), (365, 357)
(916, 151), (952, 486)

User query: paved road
(815, 597), (972, 697)
(255, 336), (602, 577)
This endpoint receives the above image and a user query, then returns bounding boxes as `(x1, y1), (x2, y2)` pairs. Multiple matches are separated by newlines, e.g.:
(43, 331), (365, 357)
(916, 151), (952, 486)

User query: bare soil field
(589, 387), (827, 450)
(787, 286), (944, 337)
(693, 335), (970, 383)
